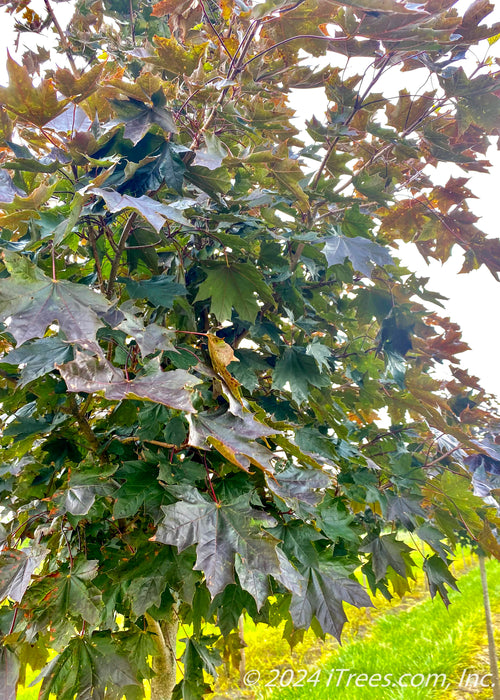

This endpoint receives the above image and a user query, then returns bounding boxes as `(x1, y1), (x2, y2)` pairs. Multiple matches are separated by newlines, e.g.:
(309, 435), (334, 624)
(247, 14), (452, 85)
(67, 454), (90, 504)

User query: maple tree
(0, 0), (500, 698)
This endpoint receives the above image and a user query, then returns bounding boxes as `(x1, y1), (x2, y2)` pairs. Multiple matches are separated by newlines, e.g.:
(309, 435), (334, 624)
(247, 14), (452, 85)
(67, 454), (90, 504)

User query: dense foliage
(1, 0), (500, 697)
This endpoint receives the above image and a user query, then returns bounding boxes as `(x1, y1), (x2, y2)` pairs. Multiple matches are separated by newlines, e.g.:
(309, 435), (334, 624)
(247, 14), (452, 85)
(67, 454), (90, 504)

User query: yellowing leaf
(55, 64), (105, 100)
(0, 55), (67, 126)
(188, 410), (280, 475)
(220, 0), (234, 21)
(152, 36), (207, 76)
(0, 181), (57, 212)
(207, 334), (242, 403)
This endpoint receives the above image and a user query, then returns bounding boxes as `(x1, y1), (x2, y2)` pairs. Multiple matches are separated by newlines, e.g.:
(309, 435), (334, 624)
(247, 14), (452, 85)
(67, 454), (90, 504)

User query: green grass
(257, 559), (500, 700)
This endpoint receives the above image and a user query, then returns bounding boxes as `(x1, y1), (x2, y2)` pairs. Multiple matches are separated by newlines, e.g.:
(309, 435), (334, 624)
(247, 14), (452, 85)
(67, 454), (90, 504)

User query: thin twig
(119, 437), (178, 449)
(203, 452), (219, 503)
(125, 239), (162, 249)
(332, 93), (450, 197)
(422, 445), (464, 469)
(190, 20), (260, 149)
(129, 0), (135, 45)
(61, 522), (74, 569)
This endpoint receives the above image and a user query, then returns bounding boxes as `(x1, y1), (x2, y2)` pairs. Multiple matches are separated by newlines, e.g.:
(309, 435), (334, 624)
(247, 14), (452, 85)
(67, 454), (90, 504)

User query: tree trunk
(146, 611), (179, 700)
(238, 613), (246, 688)
(479, 555), (500, 700)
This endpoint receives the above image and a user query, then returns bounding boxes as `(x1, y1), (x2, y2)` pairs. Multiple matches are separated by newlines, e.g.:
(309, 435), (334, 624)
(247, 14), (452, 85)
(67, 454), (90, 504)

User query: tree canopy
(1, 0), (500, 698)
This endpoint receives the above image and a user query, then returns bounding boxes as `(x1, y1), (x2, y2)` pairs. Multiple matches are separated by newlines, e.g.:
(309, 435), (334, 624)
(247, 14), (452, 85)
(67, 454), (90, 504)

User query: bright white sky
(0, 0), (499, 397)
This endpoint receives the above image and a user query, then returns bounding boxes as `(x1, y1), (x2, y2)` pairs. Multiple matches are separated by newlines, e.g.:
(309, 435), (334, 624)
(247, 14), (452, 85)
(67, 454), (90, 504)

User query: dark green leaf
(195, 262), (274, 323)
(186, 165), (231, 196)
(113, 460), (165, 519)
(35, 634), (139, 700)
(3, 337), (73, 387)
(173, 638), (215, 700)
(52, 558), (102, 626)
(290, 567), (372, 640)
(272, 347), (329, 405)
(317, 496), (359, 542)
(124, 275), (187, 308)
(163, 416), (188, 446)
(360, 534), (412, 581)
(111, 99), (177, 144)
(423, 555), (459, 608)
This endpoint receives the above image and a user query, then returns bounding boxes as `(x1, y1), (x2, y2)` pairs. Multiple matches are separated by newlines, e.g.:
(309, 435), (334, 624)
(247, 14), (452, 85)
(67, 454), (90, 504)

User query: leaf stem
(422, 445), (464, 468)
(119, 437), (177, 449)
(51, 241), (57, 281)
(173, 330), (208, 337)
(8, 607), (18, 635)
(203, 451), (219, 503)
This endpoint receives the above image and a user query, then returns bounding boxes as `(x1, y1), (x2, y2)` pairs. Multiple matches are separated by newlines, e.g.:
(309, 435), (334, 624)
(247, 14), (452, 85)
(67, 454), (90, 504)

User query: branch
(66, 395), (104, 460)
(200, 0), (232, 58)
(43, 0), (79, 76)
(87, 224), (106, 294)
(190, 20), (260, 149)
(332, 93), (450, 197)
(237, 34), (350, 73)
(106, 213), (137, 299)
(290, 242), (305, 271)
(118, 437), (178, 449)
(311, 54), (394, 191)
(145, 613), (170, 665)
